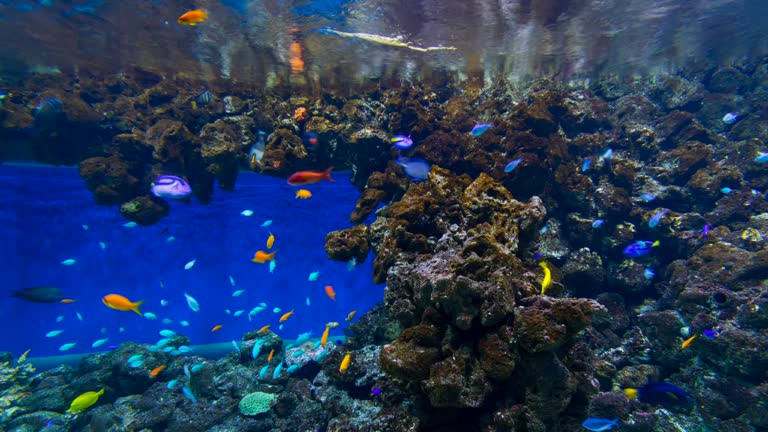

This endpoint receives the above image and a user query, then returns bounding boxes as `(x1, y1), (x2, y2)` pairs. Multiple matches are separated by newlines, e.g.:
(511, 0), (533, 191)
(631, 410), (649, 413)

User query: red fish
(287, 167), (334, 186)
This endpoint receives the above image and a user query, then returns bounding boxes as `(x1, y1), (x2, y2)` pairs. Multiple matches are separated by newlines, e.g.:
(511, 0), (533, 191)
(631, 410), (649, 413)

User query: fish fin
(132, 300), (144, 316)
(323, 167), (335, 182)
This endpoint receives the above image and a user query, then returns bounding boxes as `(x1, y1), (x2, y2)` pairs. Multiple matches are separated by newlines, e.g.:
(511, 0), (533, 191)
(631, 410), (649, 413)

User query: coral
(119, 195), (170, 225)
(293, 106), (308, 123)
(79, 155), (140, 205)
(239, 391), (276, 416)
(325, 224), (370, 263)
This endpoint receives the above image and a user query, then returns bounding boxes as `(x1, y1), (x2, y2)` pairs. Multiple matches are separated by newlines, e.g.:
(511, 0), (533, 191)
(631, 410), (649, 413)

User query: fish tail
(323, 167), (335, 182)
(97, 388), (105, 396)
(132, 300), (144, 316)
(652, 240), (660, 247)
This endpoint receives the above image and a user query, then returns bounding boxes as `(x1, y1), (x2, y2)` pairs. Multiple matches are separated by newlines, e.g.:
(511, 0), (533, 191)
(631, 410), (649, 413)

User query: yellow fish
(17, 348), (30, 363)
(681, 334), (697, 349)
(345, 310), (357, 322)
(295, 189), (312, 199)
(539, 262), (552, 295)
(321, 325), (330, 346)
(267, 232), (275, 249)
(339, 352), (351, 373)
(67, 388), (104, 413)
(268, 349), (275, 363)
(279, 310), (294, 322)
(623, 388), (638, 400)
(258, 324), (271, 334)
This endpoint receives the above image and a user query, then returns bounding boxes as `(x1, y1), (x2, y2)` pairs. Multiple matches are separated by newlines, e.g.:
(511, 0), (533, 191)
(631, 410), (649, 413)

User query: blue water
(0, 165), (382, 358)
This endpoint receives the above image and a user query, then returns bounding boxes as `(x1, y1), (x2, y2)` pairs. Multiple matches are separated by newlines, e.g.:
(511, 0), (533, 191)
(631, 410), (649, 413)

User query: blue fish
(600, 148), (613, 161)
(259, 364), (269, 379)
(32, 98), (62, 118)
(181, 386), (197, 403)
(627, 382), (690, 406)
(251, 339), (265, 359)
(315, 350), (329, 362)
(640, 193), (656, 202)
(470, 123), (493, 137)
(592, 219), (604, 229)
(582, 418), (619, 431)
(755, 152), (768, 163)
(644, 268), (655, 280)
(391, 135), (413, 149)
(648, 209), (667, 228)
(396, 156), (431, 181)
(504, 158), (523, 173)
(720, 187), (732, 194)
(702, 329), (717, 339)
(272, 361), (284, 379)
(287, 364), (300, 373)
(581, 158), (592, 172)
(722, 112), (739, 124)
(295, 331), (312, 345)
(623, 240), (660, 258)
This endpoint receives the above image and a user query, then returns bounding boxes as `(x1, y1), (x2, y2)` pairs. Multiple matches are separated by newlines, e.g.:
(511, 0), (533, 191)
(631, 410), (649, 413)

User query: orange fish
(339, 353), (351, 373)
(258, 324), (271, 334)
(295, 189), (312, 199)
(102, 294), (143, 316)
(682, 334), (697, 349)
(287, 167), (334, 186)
(252, 250), (277, 264)
(321, 325), (330, 346)
(345, 310), (357, 322)
(268, 349), (275, 363)
(60, 298), (76, 304)
(177, 9), (208, 26)
(149, 364), (166, 378)
(324, 285), (336, 301)
(211, 324), (223, 332)
(267, 233), (275, 249)
(279, 310), (294, 322)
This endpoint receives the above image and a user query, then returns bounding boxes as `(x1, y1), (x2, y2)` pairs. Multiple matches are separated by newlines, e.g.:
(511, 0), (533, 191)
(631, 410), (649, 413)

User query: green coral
(238, 391), (276, 416)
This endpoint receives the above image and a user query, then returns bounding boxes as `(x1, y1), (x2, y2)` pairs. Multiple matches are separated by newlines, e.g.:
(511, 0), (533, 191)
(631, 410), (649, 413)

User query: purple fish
(391, 135), (413, 149)
(151, 175), (192, 199)
(371, 388), (382, 397)
(702, 329), (716, 339)
(699, 224), (711, 239)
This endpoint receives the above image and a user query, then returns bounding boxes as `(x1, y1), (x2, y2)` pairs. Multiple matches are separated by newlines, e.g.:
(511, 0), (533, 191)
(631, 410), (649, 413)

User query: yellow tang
(67, 388), (105, 413)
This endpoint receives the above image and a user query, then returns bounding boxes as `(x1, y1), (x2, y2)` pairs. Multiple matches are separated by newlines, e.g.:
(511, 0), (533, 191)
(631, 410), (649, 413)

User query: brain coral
(238, 391), (276, 416)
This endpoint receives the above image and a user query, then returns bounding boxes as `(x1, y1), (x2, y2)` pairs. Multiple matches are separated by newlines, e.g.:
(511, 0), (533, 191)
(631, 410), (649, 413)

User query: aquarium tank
(1, 0), (768, 431)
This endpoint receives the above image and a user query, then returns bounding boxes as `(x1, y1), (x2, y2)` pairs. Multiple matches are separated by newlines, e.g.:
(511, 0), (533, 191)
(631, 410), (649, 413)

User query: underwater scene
(2, 0), (768, 431)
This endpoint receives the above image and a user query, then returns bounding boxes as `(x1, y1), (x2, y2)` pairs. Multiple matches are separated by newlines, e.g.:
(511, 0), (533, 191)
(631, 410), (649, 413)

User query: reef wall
(2, 55), (768, 431)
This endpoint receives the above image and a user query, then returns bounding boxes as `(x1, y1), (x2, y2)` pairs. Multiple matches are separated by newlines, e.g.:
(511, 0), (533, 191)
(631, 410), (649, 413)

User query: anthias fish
(287, 167), (334, 186)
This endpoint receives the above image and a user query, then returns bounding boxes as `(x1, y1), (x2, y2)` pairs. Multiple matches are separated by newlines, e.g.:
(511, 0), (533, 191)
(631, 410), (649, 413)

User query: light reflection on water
(0, 0), (766, 86)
